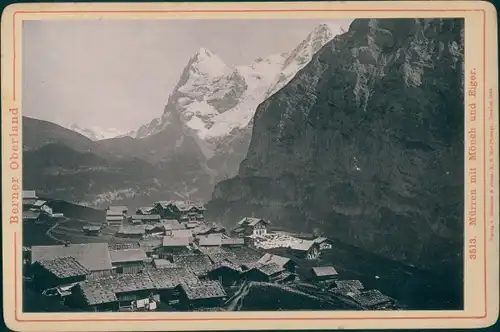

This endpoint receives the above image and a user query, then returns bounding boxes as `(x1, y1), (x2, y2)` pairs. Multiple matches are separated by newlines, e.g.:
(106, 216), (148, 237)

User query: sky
(23, 19), (353, 133)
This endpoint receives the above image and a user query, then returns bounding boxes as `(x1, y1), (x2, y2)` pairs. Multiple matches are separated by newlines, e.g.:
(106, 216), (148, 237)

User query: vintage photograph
(18, 16), (467, 314)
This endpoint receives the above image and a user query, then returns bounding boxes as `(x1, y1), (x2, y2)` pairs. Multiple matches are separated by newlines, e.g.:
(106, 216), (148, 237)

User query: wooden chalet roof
(106, 210), (124, 217)
(350, 289), (392, 307)
(23, 211), (40, 219)
(238, 217), (270, 227)
(136, 207), (154, 214)
(313, 237), (330, 244)
(172, 254), (212, 276)
(77, 282), (118, 306)
(139, 239), (162, 251)
(163, 220), (186, 231)
(207, 260), (242, 273)
(334, 280), (364, 290)
(198, 247), (236, 264)
(130, 214), (161, 221)
(162, 236), (190, 247)
(152, 259), (177, 269)
(179, 280), (226, 300)
(23, 190), (38, 199)
(108, 205), (128, 212)
(257, 253), (292, 268)
(224, 247), (263, 267)
(147, 267), (200, 289)
(169, 229), (193, 238)
(31, 243), (112, 272)
(221, 238), (245, 246)
(106, 215), (124, 221)
(198, 234), (222, 247)
(118, 226), (146, 235)
(257, 263), (285, 276)
(110, 249), (147, 264)
(312, 266), (338, 277)
(37, 256), (90, 279)
(289, 240), (317, 251)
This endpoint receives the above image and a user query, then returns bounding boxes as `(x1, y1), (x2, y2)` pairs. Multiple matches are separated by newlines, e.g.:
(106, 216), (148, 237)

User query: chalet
(176, 280), (227, 310)
(147, 267), (200, 305)
(233, 217), (270, 237)
(31, 256), (89, 292)
(69, 273), (159, 311)
(82, 225), (102, 236)
(160, 236), (191, 257)
(349, 289), (394, 310)
(31, 243), (113, 280)
(169, 229), (193, 239)
(23, 210), (40, 223)
(257, 253), (297, 273)
(22, 190), (38, 207)
(197, 246), (236, 264)
(221, 237), (245, 248)
(197, 234), (223, 247)
(129, 214), (161, 224)
(330, 280), (365, 297)
(224, 247), (264, 271)
(310, 266), (339, 282)
(136, 207), (154, 215)
(207, 261), (242, 287)
(313, 237), (333, 251)
(172, 254), (213, 277)
(163, 219), (187, 235)
(153, 201), (205, 222)
(242, 263), (287, 283)
(110, 248), (147, 274)
(288, 240), (320, 260)
(116, 226), (146, 239)
(139, 239), (163, 258)
(145, 223), (166, 235)
(106, 209), (125, 227)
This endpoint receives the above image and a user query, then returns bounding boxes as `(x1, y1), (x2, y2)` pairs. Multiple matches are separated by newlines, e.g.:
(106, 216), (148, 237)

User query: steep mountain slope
(22, 117), (189, 207)
(207, 18), (464, 273)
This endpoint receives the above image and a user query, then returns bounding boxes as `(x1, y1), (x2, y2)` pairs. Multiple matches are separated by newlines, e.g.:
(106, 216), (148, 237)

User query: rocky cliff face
(208, 18), (464, 272)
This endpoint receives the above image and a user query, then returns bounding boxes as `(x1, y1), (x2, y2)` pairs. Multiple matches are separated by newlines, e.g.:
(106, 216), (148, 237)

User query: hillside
(207, 18), (465, 274)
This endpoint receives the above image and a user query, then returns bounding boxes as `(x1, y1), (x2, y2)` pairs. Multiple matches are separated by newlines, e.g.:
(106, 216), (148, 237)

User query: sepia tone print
(1, 1), (498, 331)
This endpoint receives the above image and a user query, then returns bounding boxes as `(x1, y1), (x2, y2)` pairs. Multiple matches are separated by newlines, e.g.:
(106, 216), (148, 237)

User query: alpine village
(23, 190), (399, 312)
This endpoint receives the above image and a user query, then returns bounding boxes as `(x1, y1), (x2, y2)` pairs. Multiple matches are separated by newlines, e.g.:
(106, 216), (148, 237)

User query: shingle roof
(238, 217), (269, 227)
(162, 236), (190, 247)
(118, 226), (146, 235)
(313, 237), (329, 244)
(289, 240), (316, 251)
(136, 207), (154, 214)
(163, 220), (186, 231)
(108, 205), (127, 212)
(169, 229), (192, 238)
(335, 280), (364, 290)
(224, 247), (263, 267)
(106, 215), (124, 221)
(198, 247), (236, 264)
(77, 282), (117, 306)
(130, 214), (161, 221)
(350, 289), (392, 307)
(23, 190), (37, 199)
(179, 280), (226, 300)
(312, 266), (338, 277)
(23, 211), (40, 219)
(208, 260), (241, 273)
(221, 238), (245, 246)
(31, 243), (112, 272)
(37, 256), (90, 279)
(172, 254), (212, 276)
(110, 249), (147, 264)
(153, 259), (177, 269)
(257, 263), (285, 276)
(147, 267), (199, 289)
(106, 210), (124, 217)
(139, 239), (163, 251)
(257, 253), (291, 268)
(198, 234), (222, 247)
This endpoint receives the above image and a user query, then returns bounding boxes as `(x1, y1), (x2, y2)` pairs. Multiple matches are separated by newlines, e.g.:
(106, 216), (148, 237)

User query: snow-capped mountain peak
(68, 123), (125, 141)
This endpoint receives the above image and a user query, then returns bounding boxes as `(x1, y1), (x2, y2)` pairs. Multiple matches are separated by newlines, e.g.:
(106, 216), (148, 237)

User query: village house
(116, 226), (146, 239)
(310, 266), (339, 283)
(129, 214), (161, 224)
(257, 253), (298, 273)
(139, 239), (163, 258)
(136, 207), (154, 215)
(223, 247), (264, 271)
(82, 225), (102, 236)
(288, 240), (320, 260)
(163, 219), (187, 235)
(110, 248), (148, 274)
(22, 190), (38, 208)
(330, 280), (365, 297)
(68, 281), (119, 312)
(153, 201), (205, 222)
(22, 210), (41, 223)
(152, 259), (177, 269)
(31, 256), (89, 293)
(349, 289), (395, 310)
(176, 280), (227, 310)
(160, 236), (192, 257)
(106, 209), (126, 227)
(31, 243), (113, 281)
(147, 267), (200, 305)
(197, 234), (223, 247)
(242, 263), (287, 283)
(169, 229), (193, 239)
(145, 223), (167, 236)
(108, 205), (128, 215)
(206, 260), (242, 287)
(221, 237), (245, 248)
(232, 217), (270, 237)
(172, 254), (213, 277)
(313, 237), (333, 251)
(30, 199), (48, 211)
(197, 247), (236, 265)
